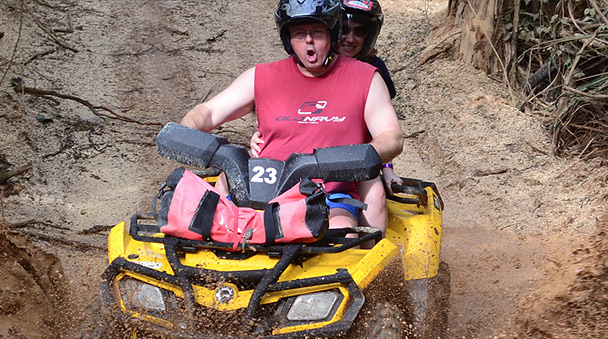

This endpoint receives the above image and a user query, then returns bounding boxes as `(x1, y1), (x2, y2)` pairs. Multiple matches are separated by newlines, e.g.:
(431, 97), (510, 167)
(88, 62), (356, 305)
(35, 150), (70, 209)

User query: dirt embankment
(1, 0), (607, 338)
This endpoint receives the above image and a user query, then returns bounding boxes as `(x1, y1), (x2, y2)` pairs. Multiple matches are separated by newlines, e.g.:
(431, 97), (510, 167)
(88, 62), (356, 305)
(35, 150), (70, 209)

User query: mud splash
(0, 226), (69, 338)
(515, 214), (608, 338)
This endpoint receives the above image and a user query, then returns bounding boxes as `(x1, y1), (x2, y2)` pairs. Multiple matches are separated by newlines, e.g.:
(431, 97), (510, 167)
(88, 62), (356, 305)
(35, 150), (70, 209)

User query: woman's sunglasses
(343, 25), (369, 38)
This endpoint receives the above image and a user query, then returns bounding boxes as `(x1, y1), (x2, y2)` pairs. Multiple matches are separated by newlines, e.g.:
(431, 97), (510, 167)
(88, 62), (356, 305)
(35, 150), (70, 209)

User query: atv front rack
(129, 213), (382, 258)
(100, 214), (380, 337)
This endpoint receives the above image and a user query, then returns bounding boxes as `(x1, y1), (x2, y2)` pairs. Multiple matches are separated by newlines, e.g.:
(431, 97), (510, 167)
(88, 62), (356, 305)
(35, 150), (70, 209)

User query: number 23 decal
(251, 166), (277, 184)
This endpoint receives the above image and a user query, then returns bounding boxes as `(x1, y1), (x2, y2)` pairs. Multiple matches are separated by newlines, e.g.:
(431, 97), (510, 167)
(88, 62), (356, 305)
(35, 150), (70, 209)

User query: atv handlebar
(389, 178), (444, 210)
(156, 123), (382, 209)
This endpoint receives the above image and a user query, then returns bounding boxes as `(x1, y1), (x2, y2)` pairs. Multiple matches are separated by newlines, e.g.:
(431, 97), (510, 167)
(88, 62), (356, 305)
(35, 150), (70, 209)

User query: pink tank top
(254, 56), (377, 197)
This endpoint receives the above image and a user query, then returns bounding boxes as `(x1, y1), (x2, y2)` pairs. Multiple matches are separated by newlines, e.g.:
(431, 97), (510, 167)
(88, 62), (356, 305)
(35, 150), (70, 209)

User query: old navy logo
(276, 115), (346, 124)
(344, 0), (374, 10)
(298, 100), (327, 115)
(278, 100), (346, 124)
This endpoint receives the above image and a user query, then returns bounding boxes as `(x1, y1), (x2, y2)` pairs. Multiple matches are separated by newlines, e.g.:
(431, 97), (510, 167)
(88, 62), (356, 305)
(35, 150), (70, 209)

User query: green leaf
(536, 26), (548, 35)
(573, 72), (585, 79)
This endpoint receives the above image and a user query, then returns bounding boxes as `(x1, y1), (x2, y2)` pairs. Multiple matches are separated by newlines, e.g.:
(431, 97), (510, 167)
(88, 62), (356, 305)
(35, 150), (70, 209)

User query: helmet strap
(294, 54), (305, 68)
(323, 52), (336, 68)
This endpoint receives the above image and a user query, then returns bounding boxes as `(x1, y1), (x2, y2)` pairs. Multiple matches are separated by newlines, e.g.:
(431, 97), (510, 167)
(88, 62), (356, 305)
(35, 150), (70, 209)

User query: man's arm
(364, 72), (404, 164)
(181, 67), (256, 132)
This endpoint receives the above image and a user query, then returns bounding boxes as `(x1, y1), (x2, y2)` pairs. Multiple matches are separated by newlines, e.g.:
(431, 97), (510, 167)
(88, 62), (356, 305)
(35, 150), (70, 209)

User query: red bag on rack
(157, 168), (329, 249)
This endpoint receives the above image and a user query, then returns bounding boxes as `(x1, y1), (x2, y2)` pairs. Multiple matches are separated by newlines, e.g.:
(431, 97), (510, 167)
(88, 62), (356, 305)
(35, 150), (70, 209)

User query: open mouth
(306, 48), (317, 63)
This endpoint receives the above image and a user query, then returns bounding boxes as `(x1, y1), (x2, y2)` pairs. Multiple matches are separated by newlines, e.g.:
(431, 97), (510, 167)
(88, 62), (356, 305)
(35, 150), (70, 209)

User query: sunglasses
(343, 25), (369, 38)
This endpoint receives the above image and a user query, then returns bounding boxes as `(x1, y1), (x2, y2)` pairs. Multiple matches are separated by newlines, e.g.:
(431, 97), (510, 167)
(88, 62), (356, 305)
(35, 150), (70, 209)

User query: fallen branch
(563, 30), (598, 87)
(10, 77), (163, 127)
(589, 0), (608, 26)
(41, 136), (72, 159)
(32, 0), (63, 10)
(404, 130), (426, 138)
(522, 60), (558, 91)
(564, 85), (608, 99)
(25, 48), (57, 65)
(0, 1), (23, 89)
(0, 164), (32, 184)
(17, 230), (106, 252)
(79, 225), (114, 235)
(568, 123), (605, 133)
(472, 168), (508, 177)
(508, 0), (521, 85)
(22, 0), (78, 53)
(526, 141), (549, 155)
(7, 219), (36, 228)
(7, 218), (70, 230)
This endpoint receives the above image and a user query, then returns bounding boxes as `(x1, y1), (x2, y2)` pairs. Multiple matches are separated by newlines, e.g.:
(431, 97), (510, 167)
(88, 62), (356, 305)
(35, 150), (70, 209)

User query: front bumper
(100, 256), (365, 338)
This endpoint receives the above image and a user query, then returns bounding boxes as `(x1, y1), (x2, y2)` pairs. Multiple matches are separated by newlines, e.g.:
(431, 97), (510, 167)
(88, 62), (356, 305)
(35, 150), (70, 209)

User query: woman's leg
(214, 172), (230, 197)
(357, 177), (387, 237)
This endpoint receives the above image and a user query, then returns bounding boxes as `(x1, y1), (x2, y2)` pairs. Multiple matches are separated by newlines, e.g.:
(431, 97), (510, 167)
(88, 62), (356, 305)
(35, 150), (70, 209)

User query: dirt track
(1, 0), (607, 338)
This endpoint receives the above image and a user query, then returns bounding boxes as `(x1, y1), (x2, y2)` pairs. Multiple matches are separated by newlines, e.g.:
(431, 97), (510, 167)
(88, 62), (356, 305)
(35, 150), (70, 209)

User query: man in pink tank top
(181, 0), (403, 232)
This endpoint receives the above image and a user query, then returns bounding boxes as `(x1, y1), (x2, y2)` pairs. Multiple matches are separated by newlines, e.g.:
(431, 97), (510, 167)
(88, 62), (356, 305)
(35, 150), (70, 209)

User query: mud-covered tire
(351, 301), (406, 339)
(408, 261), (451, 338)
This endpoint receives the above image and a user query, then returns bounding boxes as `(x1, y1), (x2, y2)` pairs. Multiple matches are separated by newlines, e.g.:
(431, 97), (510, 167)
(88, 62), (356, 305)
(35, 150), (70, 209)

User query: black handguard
(155, 123), (382, 209)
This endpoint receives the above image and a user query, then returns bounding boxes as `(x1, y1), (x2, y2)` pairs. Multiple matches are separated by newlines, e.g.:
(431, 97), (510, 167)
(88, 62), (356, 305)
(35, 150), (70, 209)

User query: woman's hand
(249, 131), (264, 158)
(381, 165), (402, 195)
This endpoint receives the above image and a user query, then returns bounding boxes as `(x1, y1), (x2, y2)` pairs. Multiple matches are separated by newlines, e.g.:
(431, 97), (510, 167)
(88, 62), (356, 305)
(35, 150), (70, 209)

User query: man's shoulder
(257, 56), (294, 69)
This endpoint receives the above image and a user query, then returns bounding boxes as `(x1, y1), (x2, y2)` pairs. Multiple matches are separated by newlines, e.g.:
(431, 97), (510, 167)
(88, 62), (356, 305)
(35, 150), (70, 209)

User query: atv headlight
(119, 277), (176, 313)
(285, 290), (341, 321)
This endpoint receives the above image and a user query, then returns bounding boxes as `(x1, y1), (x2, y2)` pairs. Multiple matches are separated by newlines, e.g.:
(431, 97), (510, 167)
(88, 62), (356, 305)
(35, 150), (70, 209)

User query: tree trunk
(451, 0), (510, 76)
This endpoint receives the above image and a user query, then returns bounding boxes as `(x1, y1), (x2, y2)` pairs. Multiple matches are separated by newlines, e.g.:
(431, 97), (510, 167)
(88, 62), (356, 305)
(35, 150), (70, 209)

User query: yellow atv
(79, 123), (449, 338)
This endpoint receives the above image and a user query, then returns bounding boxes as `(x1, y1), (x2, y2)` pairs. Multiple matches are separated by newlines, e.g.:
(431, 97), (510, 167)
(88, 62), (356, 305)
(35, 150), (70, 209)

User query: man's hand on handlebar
(382, 166), (403, 195)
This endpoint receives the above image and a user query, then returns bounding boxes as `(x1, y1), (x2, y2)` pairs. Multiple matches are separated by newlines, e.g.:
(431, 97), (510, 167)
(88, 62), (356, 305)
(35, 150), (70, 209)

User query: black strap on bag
(188, 190), (221, 241)
(263, 178), (322, 246)
(152, 167), (187, 227)
(262, 178), (331, 246)
(263, 203), (281, 247)
(303, 181), (330, 238)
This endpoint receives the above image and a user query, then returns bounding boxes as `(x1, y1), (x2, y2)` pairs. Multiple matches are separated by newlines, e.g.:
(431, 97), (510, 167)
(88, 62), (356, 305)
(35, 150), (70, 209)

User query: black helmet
(340, 0), (384, 60)
(275, 0), (342, 55)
